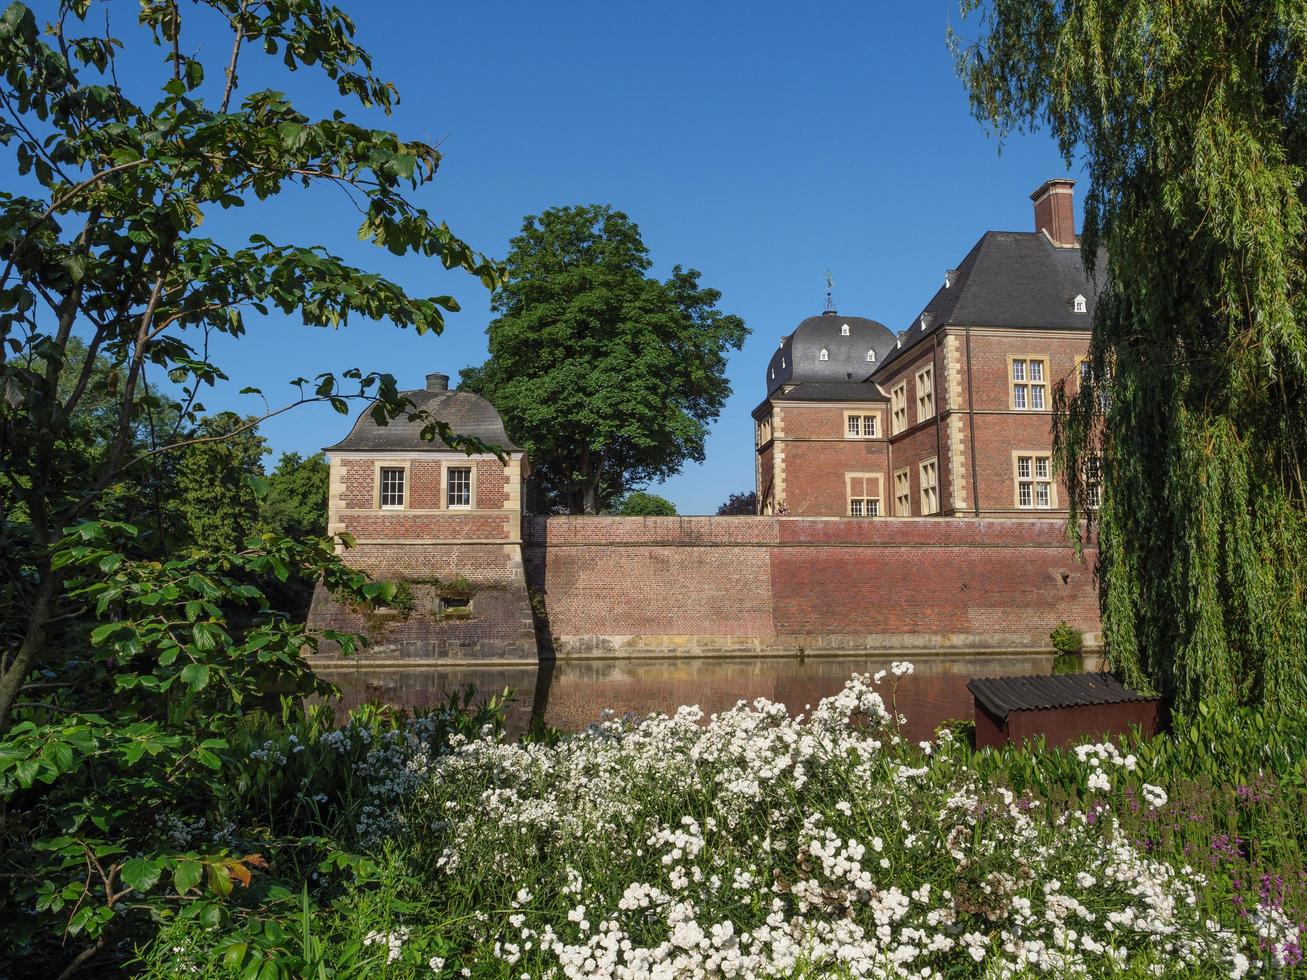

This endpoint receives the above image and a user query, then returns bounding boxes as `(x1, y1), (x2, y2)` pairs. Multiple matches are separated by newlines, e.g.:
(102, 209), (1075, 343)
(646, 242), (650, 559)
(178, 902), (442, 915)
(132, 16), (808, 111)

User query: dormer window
(919, 313), (933, 331)
(769, 368), (775, 380)
(866, 350), (876, 362)
(1073, 294), (1087, 314)
(819, 348), (829, 361)
(781, 357), (786, 368)
(840, 323), (850, 336)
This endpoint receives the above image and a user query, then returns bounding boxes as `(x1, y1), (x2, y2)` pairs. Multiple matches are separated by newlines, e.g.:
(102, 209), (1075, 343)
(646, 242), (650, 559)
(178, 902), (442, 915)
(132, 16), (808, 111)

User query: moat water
(315, 653), (1080, 742)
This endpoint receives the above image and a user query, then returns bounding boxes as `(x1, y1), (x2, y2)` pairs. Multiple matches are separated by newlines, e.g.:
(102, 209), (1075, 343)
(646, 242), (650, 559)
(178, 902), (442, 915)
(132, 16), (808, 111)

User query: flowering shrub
(141, 670), (1305, 978)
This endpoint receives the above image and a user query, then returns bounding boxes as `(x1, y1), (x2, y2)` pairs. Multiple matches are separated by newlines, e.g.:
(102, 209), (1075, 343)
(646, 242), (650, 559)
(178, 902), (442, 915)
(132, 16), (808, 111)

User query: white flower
(1087, 770), (1111, 793)
(1142, 783), (1168, 808)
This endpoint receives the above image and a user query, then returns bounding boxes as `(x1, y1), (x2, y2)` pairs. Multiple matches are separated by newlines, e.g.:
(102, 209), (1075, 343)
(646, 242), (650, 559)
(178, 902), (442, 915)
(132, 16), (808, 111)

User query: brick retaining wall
(524, 515), (1099, 658)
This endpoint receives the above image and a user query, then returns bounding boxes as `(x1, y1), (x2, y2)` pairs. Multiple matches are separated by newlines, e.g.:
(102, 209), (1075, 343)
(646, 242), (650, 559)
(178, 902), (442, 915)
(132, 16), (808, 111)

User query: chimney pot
(1031, 178), (1077, 247)
(426, 372), (449, 391)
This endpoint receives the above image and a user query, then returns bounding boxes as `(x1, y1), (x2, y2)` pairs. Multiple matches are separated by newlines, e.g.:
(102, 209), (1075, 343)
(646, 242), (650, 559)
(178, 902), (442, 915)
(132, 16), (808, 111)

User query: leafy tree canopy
(614, 490), (677, 516)
(954, 1), (1307, 714)
(169, 412), (268, 553)
(460, 205), (748, 514)
(716, 490), (757, 516)
(261, 450), (330, 541)
(0, 1), (499, 971)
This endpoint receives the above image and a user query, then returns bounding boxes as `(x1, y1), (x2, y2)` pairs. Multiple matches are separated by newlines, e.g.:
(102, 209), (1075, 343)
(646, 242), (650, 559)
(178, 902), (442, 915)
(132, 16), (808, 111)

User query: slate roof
(752, 380), (888, 419)
(967, 673), (1157, 720)
(324, 388), (521, 453)
(873, 232), (1105, 376)
(771, 381), (889, 403)
(766, 312), (897, 396)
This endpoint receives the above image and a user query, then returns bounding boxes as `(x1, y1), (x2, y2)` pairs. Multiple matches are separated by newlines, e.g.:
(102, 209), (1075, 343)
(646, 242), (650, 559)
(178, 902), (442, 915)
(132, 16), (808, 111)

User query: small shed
(967, 672), (1163, 750)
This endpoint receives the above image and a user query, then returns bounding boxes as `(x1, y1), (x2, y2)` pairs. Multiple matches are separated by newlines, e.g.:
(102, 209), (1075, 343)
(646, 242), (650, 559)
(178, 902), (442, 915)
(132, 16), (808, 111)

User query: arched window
(819, 348), (829, 361)
(866, 350), (876, 362)
(1073, 294), (1087, 313)
(840, 323), (850, 336)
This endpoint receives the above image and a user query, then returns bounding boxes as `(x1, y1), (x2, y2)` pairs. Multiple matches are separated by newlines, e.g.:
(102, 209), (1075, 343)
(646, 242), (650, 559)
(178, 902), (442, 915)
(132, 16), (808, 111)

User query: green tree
(953, 2), (1307, 714)
(261, 451), (330, 541)
(460, 205), (747, 514)
(614, 490), (677, 516)
(716, 490), (757, 516)
(0, 0), (498, 732)
(0, 2), (499, 972)
(169, 413), (268, 552)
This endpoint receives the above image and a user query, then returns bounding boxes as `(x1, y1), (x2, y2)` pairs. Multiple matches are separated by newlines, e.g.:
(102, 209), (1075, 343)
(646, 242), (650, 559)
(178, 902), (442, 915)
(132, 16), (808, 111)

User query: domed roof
(765, 312), (897, 395)
(324, 374), (520, 453)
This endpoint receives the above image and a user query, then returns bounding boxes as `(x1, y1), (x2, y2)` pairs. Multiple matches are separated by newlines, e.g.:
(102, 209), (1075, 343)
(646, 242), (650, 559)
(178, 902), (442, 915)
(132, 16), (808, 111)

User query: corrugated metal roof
(967, 672), (1157, 719)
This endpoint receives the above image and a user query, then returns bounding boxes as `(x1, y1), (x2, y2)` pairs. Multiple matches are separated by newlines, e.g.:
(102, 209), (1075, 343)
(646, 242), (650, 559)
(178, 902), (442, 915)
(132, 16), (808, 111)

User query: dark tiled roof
(324, 388), (520, 453)
(967, 673), (1156, 719)
(766, 313), (897, 395)
(771, 381), (889, 403)
(873, 232), (1105, 375)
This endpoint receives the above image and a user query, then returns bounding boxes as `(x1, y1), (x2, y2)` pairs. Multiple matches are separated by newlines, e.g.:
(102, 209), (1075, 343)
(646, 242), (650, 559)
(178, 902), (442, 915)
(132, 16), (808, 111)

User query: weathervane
(825, 270), (834, 313)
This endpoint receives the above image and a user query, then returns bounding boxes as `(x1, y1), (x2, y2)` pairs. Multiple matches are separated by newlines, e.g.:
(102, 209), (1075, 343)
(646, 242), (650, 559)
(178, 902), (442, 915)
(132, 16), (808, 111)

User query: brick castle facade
(307, 179), (1103, 663)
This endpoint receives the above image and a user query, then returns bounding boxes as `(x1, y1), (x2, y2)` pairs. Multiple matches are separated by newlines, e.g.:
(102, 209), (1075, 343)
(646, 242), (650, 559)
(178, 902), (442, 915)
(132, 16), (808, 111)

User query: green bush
(1050, 620), (1084, 656)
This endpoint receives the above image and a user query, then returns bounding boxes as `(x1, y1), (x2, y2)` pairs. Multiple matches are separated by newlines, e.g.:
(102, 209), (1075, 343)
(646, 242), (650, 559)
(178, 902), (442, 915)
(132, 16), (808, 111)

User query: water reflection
(316, 653), (1061, 743)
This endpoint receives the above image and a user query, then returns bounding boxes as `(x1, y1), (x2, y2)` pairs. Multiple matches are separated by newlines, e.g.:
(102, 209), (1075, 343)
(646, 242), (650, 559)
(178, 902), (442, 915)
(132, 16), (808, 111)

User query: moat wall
(307, 516), (1100, 664)
(524, 516), (1100, 659)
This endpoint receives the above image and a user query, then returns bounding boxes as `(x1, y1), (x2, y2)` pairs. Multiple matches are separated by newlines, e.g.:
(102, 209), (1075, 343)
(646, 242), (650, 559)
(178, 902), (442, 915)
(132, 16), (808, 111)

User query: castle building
(309, 178), (1105, 664)
(309, 371), (538, 661)
(753, 178), (1099, 518)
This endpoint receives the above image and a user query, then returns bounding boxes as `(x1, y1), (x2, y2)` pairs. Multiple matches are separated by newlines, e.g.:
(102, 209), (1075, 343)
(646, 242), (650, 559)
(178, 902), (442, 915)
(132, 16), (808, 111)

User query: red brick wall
(477, 459), (508, 509)
(337, 456), (510, 512)
(783, 440), (890, 515)
(770, 518), (1097, 637)
(524, 516), (1100, 647)
(958, 333), (1087, 514)
(342, 542), (519, 584)
(410, 460), (441, 509)
(342, 457), (373, 509)
(340, 512), (510, 542)
(524, 517), (776, 640)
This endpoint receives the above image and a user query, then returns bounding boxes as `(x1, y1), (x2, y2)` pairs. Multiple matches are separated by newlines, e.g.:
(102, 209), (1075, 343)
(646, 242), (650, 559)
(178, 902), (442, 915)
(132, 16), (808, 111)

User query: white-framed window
(894, 467), (911, 516)
(866, 349), (876, 362)
(1010, 357), (1048, 410)
(447, 466), (472, 508)
(379, 467), (405, 509)
(1015, 453), (1054, 509)
(891, 382), (908, 435)
(841, 323), (850, 336)
(916, 365), (934, 421)
(1083, 456), (1102, 509)
(919, 458), (939, 515)
(1078, 355), (1113, 411)
(844, 412), (878, 438)
(757, 414), (773, 446)
(819, 348), (829, 361)
(846, 473), (882, 518)
(1073, 294), (1087, 314)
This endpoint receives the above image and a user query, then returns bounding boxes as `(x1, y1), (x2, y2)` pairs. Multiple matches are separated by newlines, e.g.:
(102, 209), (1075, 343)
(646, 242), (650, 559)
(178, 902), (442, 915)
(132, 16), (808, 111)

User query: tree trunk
(0, 566), (59, 731)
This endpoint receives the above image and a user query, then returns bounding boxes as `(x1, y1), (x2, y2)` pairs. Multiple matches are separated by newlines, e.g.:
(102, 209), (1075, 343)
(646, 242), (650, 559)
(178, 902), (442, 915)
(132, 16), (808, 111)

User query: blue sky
(97, 0), (1085, 514)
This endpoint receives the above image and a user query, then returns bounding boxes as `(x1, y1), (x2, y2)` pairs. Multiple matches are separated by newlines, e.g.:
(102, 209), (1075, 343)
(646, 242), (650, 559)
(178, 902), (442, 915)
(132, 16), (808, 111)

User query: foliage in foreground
(133, 671), (1307, 979)
(952, 0), (1307, 715)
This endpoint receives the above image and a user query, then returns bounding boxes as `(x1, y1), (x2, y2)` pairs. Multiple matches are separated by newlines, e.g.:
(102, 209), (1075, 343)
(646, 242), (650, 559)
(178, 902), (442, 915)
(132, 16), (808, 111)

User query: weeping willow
(954, 2), (1307, 716)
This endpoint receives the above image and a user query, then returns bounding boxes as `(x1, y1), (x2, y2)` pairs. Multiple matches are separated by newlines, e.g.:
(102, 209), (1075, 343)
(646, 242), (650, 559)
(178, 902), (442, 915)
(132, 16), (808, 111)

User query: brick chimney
(425, 372), (449, 391)
(1031, 178), (1077, 247)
